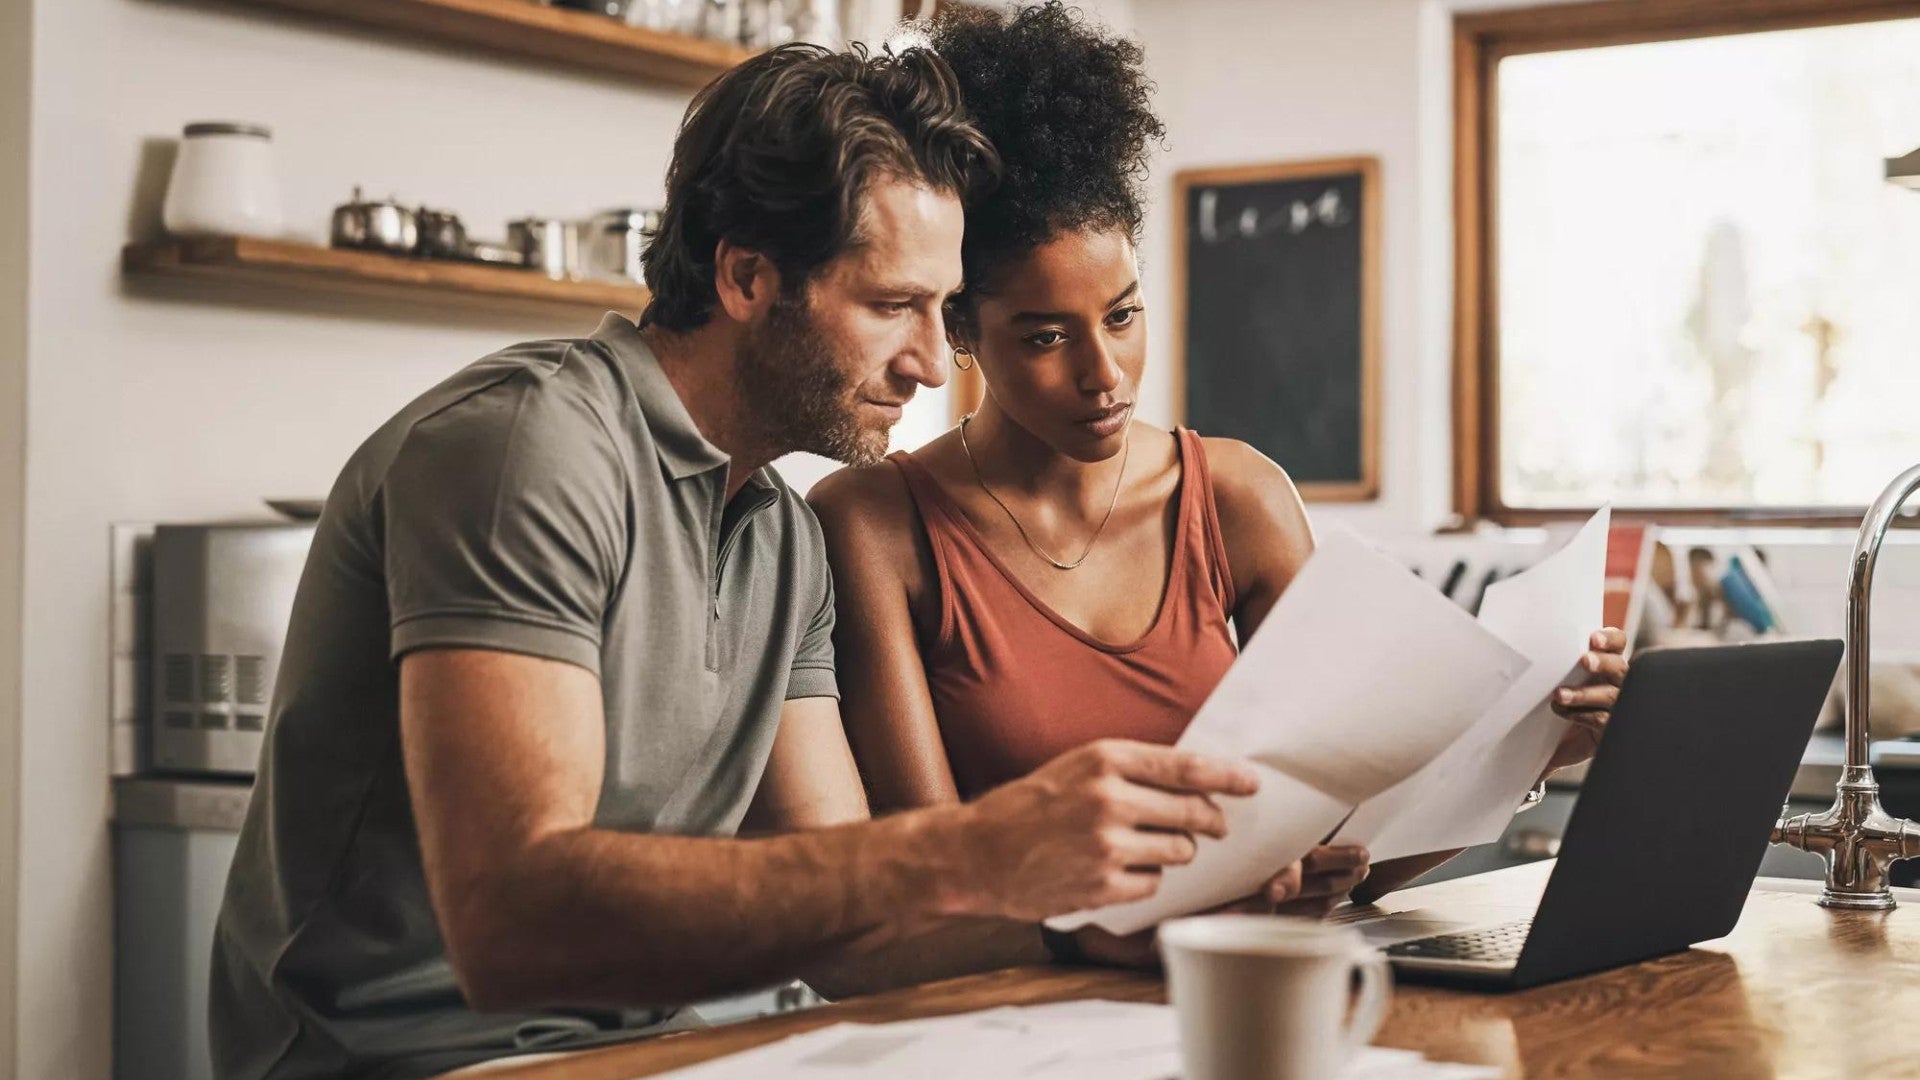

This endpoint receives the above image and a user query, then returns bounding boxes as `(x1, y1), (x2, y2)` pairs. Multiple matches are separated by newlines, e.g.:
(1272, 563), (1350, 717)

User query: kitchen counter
(448, 861), (1920, 1079)
(113, 775), (253, 830)
(1549, 729), (1916, 801)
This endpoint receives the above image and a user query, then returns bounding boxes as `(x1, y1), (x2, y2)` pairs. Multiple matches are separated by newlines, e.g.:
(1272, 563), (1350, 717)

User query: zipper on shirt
(705, 486), (776, 672)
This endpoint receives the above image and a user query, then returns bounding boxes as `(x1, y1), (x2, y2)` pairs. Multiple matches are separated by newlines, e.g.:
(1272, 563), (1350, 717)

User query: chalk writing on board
(1196, 187), (1352, 243)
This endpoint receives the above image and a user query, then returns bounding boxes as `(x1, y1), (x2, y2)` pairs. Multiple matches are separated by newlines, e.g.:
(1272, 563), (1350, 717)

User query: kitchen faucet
(1771, 464), (1920, 909)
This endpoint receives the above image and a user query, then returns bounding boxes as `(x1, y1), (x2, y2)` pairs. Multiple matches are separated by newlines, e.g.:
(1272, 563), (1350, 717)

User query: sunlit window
(1495, 18), (1920, 510)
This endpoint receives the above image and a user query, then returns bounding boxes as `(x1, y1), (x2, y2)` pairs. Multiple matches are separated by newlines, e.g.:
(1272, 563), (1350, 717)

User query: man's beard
(738, 294), (894, 467)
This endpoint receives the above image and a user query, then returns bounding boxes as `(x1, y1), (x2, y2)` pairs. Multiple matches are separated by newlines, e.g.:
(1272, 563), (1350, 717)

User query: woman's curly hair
(928, 1), (1165, 315)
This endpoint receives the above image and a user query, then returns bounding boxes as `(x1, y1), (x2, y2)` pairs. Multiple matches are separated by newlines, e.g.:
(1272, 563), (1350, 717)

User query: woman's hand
(1061, 844), (1373, 968)
(1270, 844), (1370, 918)
(1544, 627), (1629, 775)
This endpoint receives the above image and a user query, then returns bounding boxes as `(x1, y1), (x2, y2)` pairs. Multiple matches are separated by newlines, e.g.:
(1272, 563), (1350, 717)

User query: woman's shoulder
(1194, 435), (1299, 501)
(807, 451), (945, 599)
(1192, 435), (1312, 538)
(807, 457), (915, 535)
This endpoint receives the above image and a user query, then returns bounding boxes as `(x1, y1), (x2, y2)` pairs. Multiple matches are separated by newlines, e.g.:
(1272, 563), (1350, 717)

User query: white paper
(1336, 507), (1609, 861)
(1046, 763), (1351, 934)
(640, 1001), (1500, 1080)
(1049, 527), (1530, 936)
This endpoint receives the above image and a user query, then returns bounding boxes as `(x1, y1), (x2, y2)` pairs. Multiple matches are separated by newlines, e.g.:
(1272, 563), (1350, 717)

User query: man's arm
(739, 697), (872, 834)
(401, 649), (1256, 1013)
(740, 696), (1049, 997)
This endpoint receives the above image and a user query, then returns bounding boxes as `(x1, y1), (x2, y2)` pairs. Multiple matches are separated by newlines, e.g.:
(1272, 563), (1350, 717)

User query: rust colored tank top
(888, 428), (1240, 800)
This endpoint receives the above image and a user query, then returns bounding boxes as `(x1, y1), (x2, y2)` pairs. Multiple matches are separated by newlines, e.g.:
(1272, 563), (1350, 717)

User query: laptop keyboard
(1386, 918), (1533, 963)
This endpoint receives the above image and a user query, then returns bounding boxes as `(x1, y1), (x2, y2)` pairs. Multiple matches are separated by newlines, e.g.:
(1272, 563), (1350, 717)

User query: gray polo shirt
(210, 313), (838, 1080)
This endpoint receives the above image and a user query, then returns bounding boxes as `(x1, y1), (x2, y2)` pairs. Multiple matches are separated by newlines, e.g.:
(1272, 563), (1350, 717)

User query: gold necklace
(959, 412), (1131, 571)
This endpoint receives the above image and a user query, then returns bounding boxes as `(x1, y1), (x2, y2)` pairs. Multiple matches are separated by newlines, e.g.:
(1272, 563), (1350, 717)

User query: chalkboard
(1175, 158), (1379, 501)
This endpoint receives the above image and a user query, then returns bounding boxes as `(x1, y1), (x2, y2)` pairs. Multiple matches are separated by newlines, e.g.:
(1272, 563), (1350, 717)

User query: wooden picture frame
(1172, 156), (1382, 502)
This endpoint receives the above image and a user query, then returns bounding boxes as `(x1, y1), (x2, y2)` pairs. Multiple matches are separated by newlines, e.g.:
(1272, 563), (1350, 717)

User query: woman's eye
(1107, 305), (1143, 328)
(1025, 330), (1067, 348)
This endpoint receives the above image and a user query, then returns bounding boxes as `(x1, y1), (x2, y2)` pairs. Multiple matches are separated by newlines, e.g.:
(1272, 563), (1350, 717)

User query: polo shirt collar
(592, 313), (732, 482)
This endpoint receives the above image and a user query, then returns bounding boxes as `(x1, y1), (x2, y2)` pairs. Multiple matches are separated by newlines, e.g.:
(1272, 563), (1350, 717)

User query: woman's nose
(1078, 338), (1124, 395)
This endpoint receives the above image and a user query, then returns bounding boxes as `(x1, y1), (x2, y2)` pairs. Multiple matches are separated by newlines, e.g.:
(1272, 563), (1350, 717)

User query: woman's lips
(1078, 403), (1133, 438)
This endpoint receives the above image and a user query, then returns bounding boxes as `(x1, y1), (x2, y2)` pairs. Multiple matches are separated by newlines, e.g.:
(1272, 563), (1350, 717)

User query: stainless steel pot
(508, 217), (581, 280)
(579, 208), (659, 283)
(415, 207), (468, 259)
(330, 187), (418, 254)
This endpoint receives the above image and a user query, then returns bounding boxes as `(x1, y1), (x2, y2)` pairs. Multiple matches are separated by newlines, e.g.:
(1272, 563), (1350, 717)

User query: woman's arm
(806, 464), (964, 813)
(1203, 437), (1316, 647)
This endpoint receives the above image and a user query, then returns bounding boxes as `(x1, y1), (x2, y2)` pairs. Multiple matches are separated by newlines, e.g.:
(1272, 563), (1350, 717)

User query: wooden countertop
(450, 860), (1920, 1078)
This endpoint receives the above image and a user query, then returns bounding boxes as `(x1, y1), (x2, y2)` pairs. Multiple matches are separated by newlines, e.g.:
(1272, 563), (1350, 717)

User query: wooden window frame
(1452, 0), (1920, 529)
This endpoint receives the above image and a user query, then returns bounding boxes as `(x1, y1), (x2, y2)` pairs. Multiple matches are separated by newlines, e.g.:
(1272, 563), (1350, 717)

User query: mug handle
(1343, 946), (1393, 1057)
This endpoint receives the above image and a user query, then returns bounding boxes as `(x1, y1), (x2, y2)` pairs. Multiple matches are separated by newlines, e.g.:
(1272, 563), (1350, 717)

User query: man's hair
(640, 43), (1000, 332)
(927, 2), (1164, 318)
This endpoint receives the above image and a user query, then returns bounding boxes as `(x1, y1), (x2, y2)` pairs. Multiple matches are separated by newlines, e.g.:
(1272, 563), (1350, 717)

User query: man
(210, 43), (1259, 1080)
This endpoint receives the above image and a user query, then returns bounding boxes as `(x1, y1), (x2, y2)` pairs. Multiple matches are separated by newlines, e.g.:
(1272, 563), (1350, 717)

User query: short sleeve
(786, 530), (839, 701)
(382, 375), (627, 675)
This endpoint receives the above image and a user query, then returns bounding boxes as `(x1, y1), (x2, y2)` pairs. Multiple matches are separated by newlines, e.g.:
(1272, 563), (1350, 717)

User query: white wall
(1129, 0), (1606, 539)
(1133, 0), (1449, 536)
(1, 0), (33, 1072)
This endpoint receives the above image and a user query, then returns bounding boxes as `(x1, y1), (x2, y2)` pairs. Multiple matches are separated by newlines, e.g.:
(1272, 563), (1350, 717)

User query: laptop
(1373, 638), (1843, 991)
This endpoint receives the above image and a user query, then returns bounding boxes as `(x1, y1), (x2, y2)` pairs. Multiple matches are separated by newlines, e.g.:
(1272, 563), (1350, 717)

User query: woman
(808, 2), (1625, 955)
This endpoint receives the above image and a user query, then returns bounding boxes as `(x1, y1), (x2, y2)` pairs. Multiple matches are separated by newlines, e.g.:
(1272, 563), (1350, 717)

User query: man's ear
(712, 240), (783, 323)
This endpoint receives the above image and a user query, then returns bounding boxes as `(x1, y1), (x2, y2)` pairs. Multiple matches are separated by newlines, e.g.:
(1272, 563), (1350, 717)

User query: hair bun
(929, 1), (1165, 289)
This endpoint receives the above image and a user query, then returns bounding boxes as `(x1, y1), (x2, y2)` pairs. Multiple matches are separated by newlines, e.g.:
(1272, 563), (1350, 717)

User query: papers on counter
(640, 1000), (1501, 1080)
(1048, 527), (1531, 936)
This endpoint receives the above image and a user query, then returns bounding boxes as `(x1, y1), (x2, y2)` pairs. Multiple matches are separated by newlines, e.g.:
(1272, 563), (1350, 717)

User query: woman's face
(964, 227), (1145, 463)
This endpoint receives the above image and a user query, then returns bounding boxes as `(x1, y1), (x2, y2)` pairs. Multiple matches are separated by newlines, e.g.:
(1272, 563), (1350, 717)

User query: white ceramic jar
(161, 122), (285, 239)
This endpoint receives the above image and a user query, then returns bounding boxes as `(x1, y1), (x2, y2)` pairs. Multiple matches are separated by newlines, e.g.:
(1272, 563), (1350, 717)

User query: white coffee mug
(1160, 914), (1391, 1080)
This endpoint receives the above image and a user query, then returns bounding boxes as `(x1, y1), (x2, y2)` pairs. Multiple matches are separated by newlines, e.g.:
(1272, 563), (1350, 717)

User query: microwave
(150, 522), (314, 776)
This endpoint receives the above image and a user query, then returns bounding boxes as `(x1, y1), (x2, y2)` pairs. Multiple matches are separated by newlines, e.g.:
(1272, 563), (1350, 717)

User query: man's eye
(876, 301), (913, 315)
(1026, 330), (1066, 348)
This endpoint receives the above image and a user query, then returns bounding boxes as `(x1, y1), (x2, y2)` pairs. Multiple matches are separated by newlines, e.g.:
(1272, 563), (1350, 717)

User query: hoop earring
(952, 347), (975, 372)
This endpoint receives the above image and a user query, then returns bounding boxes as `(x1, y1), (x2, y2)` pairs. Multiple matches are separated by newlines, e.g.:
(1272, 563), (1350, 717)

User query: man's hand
(1054, 844), (1375, 969)
(931, 739), (1259, 923)
(1544, 627), (1630, 774)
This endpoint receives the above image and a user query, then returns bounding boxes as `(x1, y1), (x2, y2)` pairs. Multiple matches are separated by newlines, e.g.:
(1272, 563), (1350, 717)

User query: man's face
(739, 178), (964, 467)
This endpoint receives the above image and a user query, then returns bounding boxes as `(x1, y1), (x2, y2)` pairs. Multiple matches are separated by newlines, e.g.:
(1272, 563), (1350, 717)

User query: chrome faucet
(1771, 464), (1920, 909)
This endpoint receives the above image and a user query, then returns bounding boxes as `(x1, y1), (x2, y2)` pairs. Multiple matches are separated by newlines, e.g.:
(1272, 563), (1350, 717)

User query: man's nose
(899, 308), (950, 390)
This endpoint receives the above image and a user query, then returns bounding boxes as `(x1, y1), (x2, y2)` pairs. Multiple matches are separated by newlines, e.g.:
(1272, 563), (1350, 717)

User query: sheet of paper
(641, 1020), (1047, 1079)
(642, 1002), (1500, 1080)
(1049, 527), (1530, 935)
(1045, 763), (1351, 934)
(1335, 507), (1610, 861)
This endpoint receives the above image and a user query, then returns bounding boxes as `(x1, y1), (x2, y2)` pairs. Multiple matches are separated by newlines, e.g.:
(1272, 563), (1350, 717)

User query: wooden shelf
(123, 236), (650, 316)
(234, 0), (753, 88)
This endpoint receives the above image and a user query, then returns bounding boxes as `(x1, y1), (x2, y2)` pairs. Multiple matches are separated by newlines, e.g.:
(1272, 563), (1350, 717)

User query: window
(1454, 1), (1920, 523)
